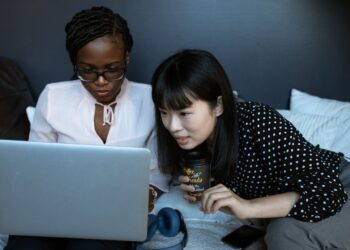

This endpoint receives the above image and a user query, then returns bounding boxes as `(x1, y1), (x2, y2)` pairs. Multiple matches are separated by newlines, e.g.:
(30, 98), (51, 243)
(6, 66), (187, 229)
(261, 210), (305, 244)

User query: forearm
(248, 192), (300, 219)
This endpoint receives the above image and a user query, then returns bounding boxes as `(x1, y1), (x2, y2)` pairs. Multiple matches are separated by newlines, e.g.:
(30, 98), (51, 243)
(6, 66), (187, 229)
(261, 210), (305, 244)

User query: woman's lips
(95, 90), (110, 97)
(175, 136), (189, 145)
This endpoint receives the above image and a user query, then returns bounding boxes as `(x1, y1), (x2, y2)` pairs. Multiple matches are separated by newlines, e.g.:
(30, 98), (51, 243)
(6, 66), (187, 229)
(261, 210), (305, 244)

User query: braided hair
(65, 6), (133, 65)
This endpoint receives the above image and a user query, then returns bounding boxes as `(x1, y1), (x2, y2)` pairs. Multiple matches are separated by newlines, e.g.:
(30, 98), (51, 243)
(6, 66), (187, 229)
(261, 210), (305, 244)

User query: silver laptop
(0, 139), (150, 241)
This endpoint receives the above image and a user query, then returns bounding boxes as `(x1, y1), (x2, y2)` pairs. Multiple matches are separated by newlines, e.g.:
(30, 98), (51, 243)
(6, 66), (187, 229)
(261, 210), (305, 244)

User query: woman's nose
(95, 75), (108, 85)
(167, 115), (182, 133)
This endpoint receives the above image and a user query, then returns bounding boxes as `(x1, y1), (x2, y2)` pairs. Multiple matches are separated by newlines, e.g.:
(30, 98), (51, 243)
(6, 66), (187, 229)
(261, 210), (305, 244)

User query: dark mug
(181, 149), (211, 200)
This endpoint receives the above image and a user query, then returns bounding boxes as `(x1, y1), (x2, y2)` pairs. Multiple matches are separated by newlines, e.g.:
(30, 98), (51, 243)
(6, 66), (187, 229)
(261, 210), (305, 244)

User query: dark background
(0, 0), (349, 108)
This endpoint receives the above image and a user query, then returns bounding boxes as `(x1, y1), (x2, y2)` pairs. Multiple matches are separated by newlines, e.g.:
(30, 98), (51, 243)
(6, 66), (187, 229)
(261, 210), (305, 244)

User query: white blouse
(29, 79), (169, 191)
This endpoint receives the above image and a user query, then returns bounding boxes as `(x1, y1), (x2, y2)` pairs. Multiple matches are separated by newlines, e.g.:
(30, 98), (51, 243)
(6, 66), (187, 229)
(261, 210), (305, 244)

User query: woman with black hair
(151, 49), (350, 249)
(5, 6), (168, 250)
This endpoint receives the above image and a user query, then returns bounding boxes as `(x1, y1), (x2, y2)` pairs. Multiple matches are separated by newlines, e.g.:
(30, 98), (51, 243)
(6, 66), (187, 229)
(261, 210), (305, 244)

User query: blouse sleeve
(250, 103), (347, 222)
(29, 86), (58, 142)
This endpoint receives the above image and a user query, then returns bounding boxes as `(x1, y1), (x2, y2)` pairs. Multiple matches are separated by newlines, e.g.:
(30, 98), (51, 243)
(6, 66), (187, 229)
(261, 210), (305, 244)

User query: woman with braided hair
(5, 6), (168, 250)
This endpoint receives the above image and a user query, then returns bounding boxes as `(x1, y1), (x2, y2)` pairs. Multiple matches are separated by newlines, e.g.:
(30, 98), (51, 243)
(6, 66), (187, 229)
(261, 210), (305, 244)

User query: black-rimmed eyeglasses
(75, 66), (126, 83)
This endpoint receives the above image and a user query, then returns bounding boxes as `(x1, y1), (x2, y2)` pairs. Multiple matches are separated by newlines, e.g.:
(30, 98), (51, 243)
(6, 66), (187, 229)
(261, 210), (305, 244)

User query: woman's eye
(159, 110), (167, 115)
(77, 66), (95, 74)
(180, 112), (191, 116)
(107, 67), (120, 72)
(80, 67), (93, 72)
(108, 64), (125, 71)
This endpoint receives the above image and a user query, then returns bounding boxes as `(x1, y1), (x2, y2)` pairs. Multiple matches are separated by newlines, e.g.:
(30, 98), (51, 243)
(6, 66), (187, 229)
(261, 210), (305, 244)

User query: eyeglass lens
(77, 68), (125, 82)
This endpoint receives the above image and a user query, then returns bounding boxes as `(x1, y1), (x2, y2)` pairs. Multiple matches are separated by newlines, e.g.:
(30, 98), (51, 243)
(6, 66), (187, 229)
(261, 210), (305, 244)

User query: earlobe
(215, 96), (224, 117)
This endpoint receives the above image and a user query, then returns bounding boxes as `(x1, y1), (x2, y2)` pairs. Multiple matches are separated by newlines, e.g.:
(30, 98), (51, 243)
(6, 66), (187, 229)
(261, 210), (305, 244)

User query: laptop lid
(0, 139), (150, 241)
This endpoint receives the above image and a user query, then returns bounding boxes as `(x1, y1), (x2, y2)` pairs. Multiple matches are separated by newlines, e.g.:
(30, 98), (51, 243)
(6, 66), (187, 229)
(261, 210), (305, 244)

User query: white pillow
(26, 106), (35, 125)
(290, 89), (350, 117)
(0, 234), (8, 250)
(277, 110), (341, 151)
(290, 89), (350, 157)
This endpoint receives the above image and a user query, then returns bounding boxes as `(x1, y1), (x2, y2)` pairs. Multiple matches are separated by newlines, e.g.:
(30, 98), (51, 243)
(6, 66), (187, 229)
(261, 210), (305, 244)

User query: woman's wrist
(148, 185), (162, 212)
(246, 199), (260, 219)
(149, 185), (158, 204)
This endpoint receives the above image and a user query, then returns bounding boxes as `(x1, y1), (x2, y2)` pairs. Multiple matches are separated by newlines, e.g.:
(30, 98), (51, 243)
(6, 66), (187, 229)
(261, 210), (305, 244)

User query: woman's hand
(201, 184), (252, 219)
(201, 184), (300, 219)
(148, 185), (163, 212)
(178, 175), (198, 202)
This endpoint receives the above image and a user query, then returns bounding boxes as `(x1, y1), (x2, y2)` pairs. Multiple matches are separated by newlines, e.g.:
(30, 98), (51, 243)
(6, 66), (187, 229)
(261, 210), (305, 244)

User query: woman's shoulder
(37, 80), (84, 107)
(236, 101), (283, 128)
(43, 79), (82, 95)
(125, 80), (152, 100)
(126, 80), (152, 92)
(237, 101), (277, 115)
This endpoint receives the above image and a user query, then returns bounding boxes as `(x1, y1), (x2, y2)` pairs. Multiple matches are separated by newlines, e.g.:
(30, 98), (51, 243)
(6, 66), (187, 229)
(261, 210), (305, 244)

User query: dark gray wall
(0, 0), (349, 108)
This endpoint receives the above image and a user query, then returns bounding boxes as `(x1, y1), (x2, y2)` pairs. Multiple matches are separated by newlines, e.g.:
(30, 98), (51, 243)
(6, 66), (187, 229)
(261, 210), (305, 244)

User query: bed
(1, 89), (349, 250)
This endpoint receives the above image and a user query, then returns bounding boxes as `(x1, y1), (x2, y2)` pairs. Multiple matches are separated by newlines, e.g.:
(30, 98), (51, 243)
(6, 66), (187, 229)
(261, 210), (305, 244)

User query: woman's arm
(179, 175), (300, 219)
(201, 184), (300, 219)
(29, 86), (57, 142)
(248, 103), (346, 222)
(248, 191), (300, 218)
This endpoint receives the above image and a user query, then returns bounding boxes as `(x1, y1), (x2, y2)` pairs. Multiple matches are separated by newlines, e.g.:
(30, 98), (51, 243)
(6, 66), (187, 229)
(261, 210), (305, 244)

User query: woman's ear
(215, 96), (224, 117)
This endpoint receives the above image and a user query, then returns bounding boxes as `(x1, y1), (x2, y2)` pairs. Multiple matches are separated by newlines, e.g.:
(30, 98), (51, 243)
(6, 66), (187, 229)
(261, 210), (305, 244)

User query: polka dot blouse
(220, 101), (347, 223)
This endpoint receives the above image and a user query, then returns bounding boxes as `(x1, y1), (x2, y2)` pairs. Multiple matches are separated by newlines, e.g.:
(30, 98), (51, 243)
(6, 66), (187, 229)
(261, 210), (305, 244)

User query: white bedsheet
(149, 185), (251, 249)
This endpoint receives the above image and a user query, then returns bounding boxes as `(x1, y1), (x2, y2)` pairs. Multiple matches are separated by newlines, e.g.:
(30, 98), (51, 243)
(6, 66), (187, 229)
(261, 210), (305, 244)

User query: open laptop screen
(0, 139), (150, 241)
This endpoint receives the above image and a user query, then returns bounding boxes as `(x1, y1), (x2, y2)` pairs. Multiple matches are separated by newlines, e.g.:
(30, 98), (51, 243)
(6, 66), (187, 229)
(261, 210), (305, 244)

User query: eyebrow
(77, 60), (124, 67)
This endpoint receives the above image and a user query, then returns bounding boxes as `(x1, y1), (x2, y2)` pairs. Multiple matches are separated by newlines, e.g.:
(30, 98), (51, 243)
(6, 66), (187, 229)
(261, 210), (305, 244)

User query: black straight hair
(151, 49), (239, 180)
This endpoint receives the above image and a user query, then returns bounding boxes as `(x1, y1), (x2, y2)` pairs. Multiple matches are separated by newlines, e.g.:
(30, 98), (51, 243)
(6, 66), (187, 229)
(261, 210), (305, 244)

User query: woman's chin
(178, 142), (197, 150)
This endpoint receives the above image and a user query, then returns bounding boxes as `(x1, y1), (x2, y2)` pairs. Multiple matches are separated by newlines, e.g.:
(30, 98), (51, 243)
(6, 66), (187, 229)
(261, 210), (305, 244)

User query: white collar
(95, 100), (118, 126)
(79, 78), (129, 126)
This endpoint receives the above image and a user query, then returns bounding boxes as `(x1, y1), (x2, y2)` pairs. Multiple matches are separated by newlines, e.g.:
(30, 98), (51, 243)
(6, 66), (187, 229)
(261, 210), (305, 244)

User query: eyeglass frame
(75, 66), (126, 83)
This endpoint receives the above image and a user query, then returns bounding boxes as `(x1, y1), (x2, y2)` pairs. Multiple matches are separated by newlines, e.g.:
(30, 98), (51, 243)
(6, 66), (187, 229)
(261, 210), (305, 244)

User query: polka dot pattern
(219, 102), (347, 222)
